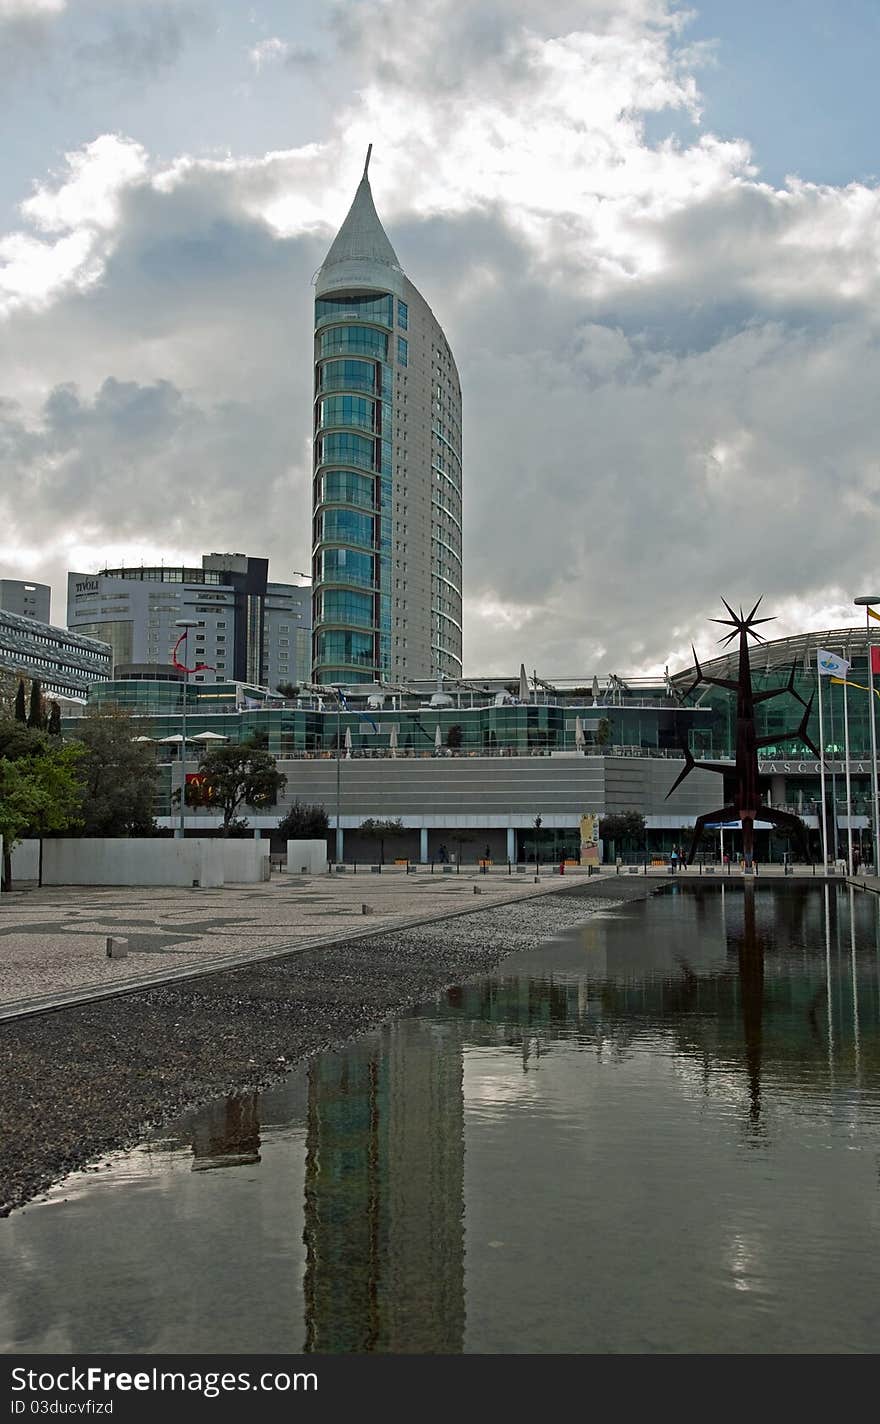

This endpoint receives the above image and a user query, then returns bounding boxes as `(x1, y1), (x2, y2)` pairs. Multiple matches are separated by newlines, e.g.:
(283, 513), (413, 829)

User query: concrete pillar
(507, 827), (516, 863)
(336, 825), (344, 862)
(770, 774), (786, 808)
(420, 827), (429, 863)
(253, 828), (262, 839)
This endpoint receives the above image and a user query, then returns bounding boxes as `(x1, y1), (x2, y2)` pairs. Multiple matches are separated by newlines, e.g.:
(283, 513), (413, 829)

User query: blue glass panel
(322, 509), (374, 546)
(319, 326), (388, 359)
(318, 432), (376, 471)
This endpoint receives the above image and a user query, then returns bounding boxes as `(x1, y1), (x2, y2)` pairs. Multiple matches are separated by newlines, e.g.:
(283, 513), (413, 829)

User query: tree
(278, 800), (329, 840)
(276, 681), (299, 699)
(358, 817), (404, 864)
(595, 717), (612, 748)
(27, 679), (45, 730)
(187, 740), (286, 834)
(599, 812), (646, 858)
(446, 723), (463, 750)
(14, 680), (26, 723)
(0, 724), (83, 888)
(69, 705), (159, 837)
(48, 702), (62, 736)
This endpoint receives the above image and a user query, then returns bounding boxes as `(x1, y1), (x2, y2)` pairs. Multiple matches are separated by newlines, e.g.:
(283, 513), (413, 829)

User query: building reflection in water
(184, 1093), (262, 1172)
(302, 1020), (465, 1353)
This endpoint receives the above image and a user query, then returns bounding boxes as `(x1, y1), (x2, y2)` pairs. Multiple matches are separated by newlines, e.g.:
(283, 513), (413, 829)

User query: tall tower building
(312, 148), (463, 686)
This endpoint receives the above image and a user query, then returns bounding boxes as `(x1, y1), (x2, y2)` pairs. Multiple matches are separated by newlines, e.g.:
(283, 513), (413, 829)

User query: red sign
(871, 647), (880, 676)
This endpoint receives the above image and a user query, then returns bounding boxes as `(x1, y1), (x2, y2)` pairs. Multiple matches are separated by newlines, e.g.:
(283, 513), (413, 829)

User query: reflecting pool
(2, 884), (880, 1354)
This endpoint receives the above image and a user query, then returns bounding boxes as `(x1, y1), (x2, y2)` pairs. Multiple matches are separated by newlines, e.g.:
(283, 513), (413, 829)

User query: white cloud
(0, 1), (65, 15)
(248, 36), (289, 70)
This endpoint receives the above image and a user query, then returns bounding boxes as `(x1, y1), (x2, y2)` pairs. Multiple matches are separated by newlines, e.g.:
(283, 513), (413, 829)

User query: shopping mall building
(67, 624), (880, 863)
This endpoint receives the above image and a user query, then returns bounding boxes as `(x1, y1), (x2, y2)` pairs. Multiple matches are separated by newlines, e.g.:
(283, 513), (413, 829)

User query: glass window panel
(319, 325), (388, 359)
(321, 509), (375, 546)
(319, 359), (376, 394)
(318, 431), (376, 471)
(321, 470), (375, 508)
(315, 293), (393, 327)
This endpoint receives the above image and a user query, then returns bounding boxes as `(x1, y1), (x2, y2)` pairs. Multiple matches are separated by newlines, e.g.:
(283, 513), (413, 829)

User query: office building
(0, 579), (51, 623)
(66, 555), (311, 688)
(312, 148), (463, 685)
(1, 608), (110, 704)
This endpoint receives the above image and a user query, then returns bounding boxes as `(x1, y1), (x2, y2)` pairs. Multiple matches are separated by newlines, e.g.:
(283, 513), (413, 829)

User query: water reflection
(302, 1022), (465, 1353)
(2, 884), (879, 1354)
(186, 1093), (261, 1172)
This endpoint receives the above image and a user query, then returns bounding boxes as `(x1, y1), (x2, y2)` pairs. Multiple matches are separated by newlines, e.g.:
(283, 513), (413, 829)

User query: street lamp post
(854, 597), (880, 871)
(174, 619), (200, 839)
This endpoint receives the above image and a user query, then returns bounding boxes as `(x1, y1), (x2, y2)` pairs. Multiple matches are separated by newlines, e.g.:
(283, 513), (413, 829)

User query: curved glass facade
(311, 169), (462, 686)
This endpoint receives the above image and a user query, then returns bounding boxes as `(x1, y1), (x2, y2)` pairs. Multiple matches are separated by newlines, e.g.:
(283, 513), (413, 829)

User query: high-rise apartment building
(311, 149), (463, 686)
(67, 555), (311, 688)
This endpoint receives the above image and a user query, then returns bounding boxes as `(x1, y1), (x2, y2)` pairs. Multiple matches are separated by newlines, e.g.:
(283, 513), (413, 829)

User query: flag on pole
(872, 646), (880, 675)
(867, 606), (880, 623)
(816, 649), (850, 677)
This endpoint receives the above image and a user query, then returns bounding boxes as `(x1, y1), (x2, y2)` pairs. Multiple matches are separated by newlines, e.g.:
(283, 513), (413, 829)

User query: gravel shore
(1, 879), (655, 1216)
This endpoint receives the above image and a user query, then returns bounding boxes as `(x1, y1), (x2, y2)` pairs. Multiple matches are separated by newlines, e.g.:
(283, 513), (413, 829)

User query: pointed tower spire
(316, 148), (402, 296)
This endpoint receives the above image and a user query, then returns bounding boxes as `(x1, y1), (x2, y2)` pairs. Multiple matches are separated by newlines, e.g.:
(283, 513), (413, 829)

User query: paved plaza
(0, 866), (582, 1018)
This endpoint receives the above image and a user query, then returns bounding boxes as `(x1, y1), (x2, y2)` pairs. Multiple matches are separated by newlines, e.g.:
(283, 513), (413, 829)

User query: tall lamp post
(854, 596), (880, 870)
(174, 618), (200, 839)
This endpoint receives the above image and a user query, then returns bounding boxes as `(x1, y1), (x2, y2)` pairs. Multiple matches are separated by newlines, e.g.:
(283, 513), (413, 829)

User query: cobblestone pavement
(0, 868), (589, 1015)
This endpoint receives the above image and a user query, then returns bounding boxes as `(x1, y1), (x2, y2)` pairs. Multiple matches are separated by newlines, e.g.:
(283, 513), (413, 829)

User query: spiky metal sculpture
(667, 598), (821, 866)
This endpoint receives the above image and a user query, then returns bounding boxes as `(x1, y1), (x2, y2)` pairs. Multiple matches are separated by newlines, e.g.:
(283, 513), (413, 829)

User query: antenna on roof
(363, 143), (372, 179)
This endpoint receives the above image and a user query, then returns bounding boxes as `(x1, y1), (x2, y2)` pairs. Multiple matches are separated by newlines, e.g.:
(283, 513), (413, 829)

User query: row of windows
(397, 336), (408, 366)
(320, 509), (375, 547)
(317, 394), (376, 433)
(319, 325), (388, 360)
(398, 299), (408, 330)
(318, 589), (375, 629)
(318, 358), (377, 394)
(317, 431), (376, 472)
(319, 547), (375, 588)
(314, 629), (375, 667)
(320, 470), (376, 509)
(315, 293), (393, 327)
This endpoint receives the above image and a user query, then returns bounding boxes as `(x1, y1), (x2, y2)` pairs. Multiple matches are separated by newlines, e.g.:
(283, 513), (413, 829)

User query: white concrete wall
(11, 839), (40, 880)
(222, 841), (270, 883)
(42, 838), (232, 887)
(286, 839), (328, 875)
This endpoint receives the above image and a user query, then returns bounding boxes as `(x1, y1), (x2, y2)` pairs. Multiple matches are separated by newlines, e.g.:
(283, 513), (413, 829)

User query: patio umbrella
(344, 726), (352, 758)
(434, 723), (442, 751)
(519, 663), (529, 701)
(191, 731), (228, 742)
(158, 734), (185, 743)
(131, 736), (153, 743)
(592, 675), (600, 702)
(389, 723), (399, 757)
(575, 715), (585, 750)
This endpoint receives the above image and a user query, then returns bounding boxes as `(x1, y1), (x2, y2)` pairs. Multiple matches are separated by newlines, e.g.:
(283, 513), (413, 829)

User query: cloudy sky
(2, 0), (879, 677)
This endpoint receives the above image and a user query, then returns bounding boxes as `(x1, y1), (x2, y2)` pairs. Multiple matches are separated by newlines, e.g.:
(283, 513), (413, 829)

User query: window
(321, 469), (375, 509)
(318, 431), (376, 472)
(321, 589), (374, 628)
(397, 336), (408, 366)
(315, 293), (393, 327)
(397, 300), (408, 330)
(319, 326), (388, 360)
(318, 394), (376, 432)
(278, 625), (289, 633)
(217, 634), (226, 642)
(322, 547), (374, 588)
(319, 358), (376, 394)
(322, 509), (375, 547)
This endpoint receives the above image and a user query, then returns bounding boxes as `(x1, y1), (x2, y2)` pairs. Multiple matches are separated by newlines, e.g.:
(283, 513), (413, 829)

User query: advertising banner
(580, 813), (600, 866)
